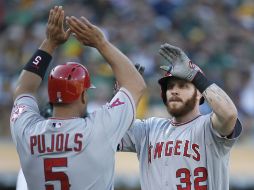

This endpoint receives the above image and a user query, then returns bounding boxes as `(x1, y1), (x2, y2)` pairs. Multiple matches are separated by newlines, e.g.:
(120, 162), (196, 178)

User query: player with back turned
(118, 44), (242, 190)
(11, 6), (146, 190)
(15, 64), (146, 190)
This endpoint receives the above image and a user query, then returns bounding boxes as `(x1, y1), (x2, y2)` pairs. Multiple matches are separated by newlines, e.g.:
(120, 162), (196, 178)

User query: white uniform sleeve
(204, 114), (242, 155)
(93, 88), (136, 150)
(10, 94), (44, 146)
(118, 119), (147, 155)
(16, 169), (28, 190)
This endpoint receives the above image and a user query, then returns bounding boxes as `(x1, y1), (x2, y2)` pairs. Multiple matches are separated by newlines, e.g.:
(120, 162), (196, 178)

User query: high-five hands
(66, 16), (106, 48)
(46, 6), (71, 47)
(159, 43), (201, 81)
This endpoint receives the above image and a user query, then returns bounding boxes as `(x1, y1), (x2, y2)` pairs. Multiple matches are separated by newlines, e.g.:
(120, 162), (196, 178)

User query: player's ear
(196, 89), (202, 103)
(81, 90), (87, 104)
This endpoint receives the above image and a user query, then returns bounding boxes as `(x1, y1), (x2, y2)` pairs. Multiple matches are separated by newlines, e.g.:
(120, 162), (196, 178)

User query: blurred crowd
(0, 0), (254, 144)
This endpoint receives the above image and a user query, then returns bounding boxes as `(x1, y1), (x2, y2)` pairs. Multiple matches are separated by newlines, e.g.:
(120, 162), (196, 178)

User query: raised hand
(159, 43), (200, 81)
(66, 16), (106, 48)
(46, 6), (71, 48)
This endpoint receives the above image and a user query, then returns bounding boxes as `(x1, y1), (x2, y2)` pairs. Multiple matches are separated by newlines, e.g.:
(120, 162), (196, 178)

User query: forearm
(97, 40), (146, 105)
(39, 39), (57, 55)
(14, 40), (55, 100)
(13, 6), (69, 100)
(203, 84), (238, 135)
(14, 71), (42, 100)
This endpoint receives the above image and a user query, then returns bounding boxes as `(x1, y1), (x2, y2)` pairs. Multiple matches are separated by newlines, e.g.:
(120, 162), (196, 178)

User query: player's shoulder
(148, 117), (169, 123)
(115, 87), (134, 102)
(134, 117), (169, 129)
(11, 94), (40, 125)
(188, 114), (211, 126)
(198, 113), (211, 123)
(14, 94), (37, 104)
(188, 114), (212, 131)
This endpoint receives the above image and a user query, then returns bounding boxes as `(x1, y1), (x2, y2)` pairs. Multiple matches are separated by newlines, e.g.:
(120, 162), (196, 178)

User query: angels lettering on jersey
(148, 138), (201, 164)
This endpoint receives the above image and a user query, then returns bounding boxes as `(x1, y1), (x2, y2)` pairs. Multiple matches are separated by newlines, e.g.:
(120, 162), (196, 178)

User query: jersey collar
(170, 114), (202, 126)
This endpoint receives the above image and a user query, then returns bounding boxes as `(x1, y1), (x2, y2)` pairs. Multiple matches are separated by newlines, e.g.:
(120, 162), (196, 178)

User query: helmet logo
(56, 92), (63, 103)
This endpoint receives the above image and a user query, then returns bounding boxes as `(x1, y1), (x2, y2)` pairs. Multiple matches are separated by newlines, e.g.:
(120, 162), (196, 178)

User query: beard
(166, 89), (197, 117)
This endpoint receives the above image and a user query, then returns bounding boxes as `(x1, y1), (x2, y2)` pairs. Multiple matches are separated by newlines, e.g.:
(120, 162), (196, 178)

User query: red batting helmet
(158, 66), (205, 105)
(48, 62), (95, 104)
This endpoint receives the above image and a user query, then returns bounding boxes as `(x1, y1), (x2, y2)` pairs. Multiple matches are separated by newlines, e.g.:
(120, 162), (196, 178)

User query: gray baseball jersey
(118, 114), (242, 190)
(10, 87), (135, 190)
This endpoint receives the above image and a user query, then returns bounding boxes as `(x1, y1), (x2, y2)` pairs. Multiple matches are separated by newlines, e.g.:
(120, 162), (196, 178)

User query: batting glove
(159, 43), (200, 81)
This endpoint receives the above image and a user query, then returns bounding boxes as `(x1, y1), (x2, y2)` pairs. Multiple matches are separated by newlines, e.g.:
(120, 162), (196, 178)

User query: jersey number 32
(176, 167), (208, 190)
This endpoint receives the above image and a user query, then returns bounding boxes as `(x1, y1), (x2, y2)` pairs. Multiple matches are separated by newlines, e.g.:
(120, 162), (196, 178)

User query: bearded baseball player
(11, 5), (145, 190)
(118, 44), (242, 190)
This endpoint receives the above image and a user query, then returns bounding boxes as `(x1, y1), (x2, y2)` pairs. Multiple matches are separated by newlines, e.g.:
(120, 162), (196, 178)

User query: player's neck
(171, 108), (201, 125)
(52, 105), (83, 118)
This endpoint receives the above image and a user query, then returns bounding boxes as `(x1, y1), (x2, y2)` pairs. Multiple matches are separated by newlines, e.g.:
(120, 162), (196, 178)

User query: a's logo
(110, 98), (125, 108)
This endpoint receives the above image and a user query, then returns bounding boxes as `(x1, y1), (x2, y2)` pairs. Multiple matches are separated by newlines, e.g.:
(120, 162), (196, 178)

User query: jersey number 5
(44, 158), (70, 190)
(176, 167), (208, 190)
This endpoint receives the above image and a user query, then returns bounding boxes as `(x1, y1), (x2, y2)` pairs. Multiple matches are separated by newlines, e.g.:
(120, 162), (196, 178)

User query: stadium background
(0, 0), (254, 189)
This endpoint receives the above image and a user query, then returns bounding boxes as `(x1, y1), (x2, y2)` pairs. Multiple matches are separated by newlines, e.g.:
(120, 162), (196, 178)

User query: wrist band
(23, 49), (52, 79)
(192, 72), (213, 93)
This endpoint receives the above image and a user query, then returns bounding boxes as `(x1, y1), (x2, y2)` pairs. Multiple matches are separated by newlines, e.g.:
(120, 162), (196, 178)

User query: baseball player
(118, 44), (242, 190)
(15, 63), (146, 190)
(11, 5), (145, 190)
